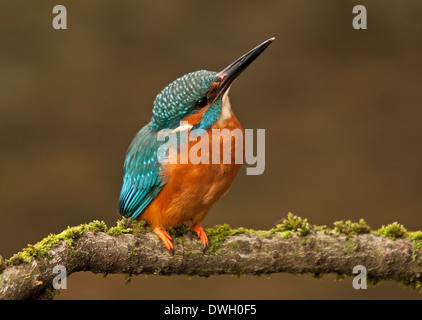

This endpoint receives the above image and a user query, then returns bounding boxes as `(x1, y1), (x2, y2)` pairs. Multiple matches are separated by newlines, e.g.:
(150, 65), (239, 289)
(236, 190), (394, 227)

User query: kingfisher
(118, 38), (275, 253)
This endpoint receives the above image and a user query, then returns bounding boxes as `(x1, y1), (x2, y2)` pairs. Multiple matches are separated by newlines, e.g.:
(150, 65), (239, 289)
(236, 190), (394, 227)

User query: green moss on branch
(374, 222), (407, 240)
(2, 213), (422, 300)
(5, 213), (422, 268)
(7, 221), (107, 265)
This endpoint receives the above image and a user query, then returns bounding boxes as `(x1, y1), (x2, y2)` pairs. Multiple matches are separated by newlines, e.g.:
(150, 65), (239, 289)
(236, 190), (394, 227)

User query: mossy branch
(1, 214), (422, 299)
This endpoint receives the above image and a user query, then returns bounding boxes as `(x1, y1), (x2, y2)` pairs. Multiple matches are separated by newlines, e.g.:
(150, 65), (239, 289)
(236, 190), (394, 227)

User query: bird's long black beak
(214, 37), (275, 101)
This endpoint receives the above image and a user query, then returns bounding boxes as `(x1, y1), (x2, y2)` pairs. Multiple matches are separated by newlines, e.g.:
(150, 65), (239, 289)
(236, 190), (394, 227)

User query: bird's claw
(192, 224), (209, 253)
(202, 242), (209, 253)
(153, 226), (174, 254)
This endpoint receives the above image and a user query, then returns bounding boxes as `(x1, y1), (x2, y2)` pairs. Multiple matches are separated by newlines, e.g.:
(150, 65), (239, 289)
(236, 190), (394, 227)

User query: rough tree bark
(1, 218), (422, 300)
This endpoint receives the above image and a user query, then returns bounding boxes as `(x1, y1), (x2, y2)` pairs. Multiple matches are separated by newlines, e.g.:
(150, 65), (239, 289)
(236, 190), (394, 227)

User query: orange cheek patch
(181, 106), (209, 127)
(209, 81), (220, 92)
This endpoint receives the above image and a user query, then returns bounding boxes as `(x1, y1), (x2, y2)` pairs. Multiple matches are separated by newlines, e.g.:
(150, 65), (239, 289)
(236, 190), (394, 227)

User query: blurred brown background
(1, 0), (422, 299)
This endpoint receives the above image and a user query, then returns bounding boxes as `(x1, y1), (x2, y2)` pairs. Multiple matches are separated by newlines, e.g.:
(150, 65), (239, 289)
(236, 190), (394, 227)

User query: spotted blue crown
(149, 70), (219, 130)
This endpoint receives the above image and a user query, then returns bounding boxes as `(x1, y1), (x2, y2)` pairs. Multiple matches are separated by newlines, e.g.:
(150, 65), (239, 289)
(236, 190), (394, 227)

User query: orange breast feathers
(139, 107), (244, 230)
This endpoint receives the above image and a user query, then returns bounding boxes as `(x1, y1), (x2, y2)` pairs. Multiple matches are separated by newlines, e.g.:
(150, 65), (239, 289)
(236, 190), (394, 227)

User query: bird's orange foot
(192, 224), (209, 252)
(153, 227), (174, 255)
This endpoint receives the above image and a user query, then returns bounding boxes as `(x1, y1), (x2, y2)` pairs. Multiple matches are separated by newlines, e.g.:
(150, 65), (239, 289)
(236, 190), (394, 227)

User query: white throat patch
(217, 89), (232, 126)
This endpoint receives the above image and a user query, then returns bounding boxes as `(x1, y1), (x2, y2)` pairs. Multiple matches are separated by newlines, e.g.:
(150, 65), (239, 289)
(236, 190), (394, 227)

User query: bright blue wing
(118, 125), (166, 219)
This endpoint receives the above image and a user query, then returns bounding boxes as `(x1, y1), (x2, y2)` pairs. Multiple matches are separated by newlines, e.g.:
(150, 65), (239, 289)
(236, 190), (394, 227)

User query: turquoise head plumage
(149, 70), (222, 131)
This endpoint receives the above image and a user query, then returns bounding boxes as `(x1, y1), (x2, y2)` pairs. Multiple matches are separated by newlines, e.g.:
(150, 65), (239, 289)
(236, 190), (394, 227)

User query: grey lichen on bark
(1, 214), (422, 300)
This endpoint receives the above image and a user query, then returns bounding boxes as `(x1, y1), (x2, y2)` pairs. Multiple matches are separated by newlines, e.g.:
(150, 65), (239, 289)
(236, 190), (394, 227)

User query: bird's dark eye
(195, 97), (208, 109)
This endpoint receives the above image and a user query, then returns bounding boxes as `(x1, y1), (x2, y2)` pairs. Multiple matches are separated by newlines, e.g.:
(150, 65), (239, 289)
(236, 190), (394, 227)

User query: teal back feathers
(118, 126), (164, 219)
